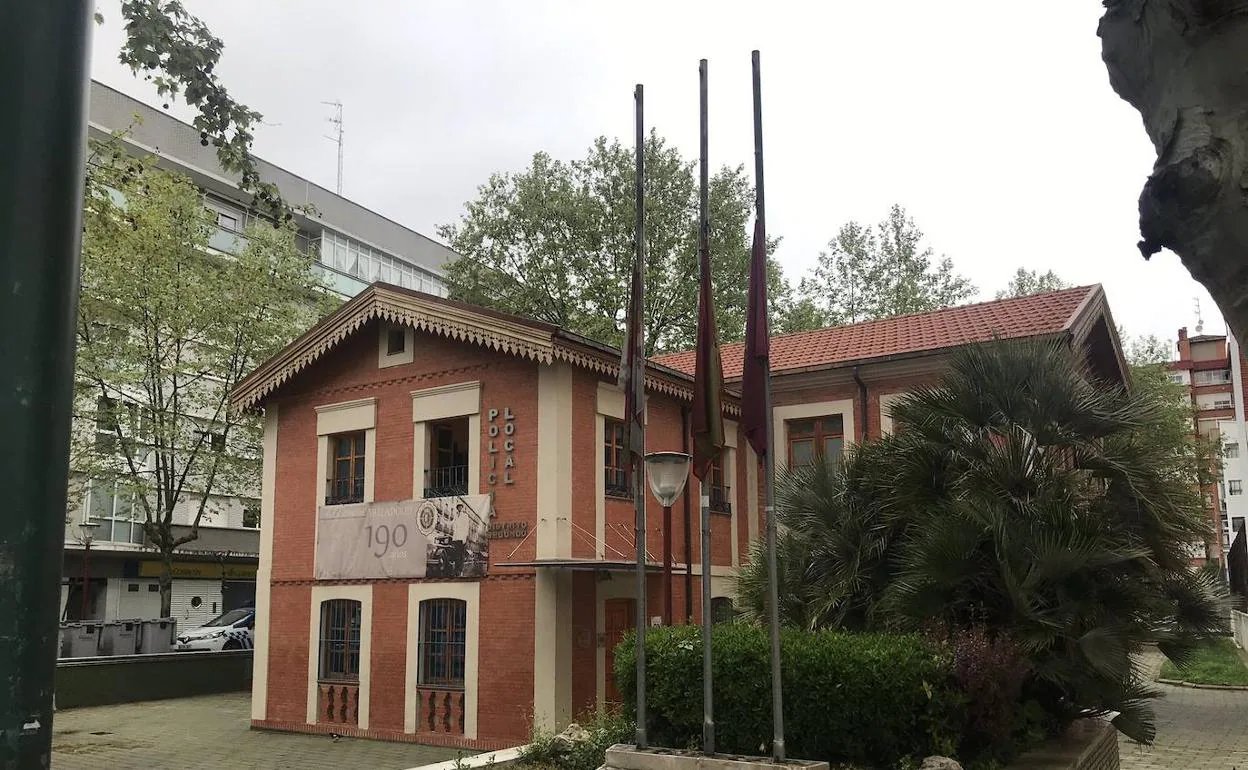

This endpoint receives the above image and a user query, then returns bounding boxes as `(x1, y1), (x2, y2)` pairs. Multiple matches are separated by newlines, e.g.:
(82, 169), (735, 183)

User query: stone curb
(1156, 677), (1248, 691)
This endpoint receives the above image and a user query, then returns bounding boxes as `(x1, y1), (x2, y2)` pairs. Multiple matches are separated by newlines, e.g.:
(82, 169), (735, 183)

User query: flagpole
(753, 49), (786, 763)
(697, 57), (716, 757)
(632, 82), (650, 751)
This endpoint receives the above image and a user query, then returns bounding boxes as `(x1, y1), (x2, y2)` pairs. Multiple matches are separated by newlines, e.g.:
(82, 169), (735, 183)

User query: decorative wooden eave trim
(551, 338), (742, 417)
(232, 285), (558, 412)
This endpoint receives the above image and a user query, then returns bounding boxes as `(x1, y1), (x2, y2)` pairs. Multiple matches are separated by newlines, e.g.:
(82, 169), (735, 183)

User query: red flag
(691, 228), (725, 481)
(741, 216), (770, 457)
(619, 248), (646, 460)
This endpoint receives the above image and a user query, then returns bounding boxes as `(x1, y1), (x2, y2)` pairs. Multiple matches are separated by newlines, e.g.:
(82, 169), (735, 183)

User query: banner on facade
(314, 495), (491, 580)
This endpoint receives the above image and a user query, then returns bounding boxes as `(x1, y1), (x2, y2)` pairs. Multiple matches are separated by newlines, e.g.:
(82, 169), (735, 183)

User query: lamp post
(78, 521), (98, 621)
(644, 451), (691, 626)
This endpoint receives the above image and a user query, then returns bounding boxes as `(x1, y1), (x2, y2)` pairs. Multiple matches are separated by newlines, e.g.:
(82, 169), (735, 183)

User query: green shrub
(519, 709), (634, 770)
(615, 624), (963, 768)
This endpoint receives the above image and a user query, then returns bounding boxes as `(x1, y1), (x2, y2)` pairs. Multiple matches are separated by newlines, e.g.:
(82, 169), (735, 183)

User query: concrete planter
(1007, 720), (1118, 770)
(601, 745), (828, 770)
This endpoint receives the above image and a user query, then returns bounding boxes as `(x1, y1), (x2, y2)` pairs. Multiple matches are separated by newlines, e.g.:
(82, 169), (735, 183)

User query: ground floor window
(418, 598), (467, 688)
(711, 596), (735, 625)
(318, 599), (362, 682)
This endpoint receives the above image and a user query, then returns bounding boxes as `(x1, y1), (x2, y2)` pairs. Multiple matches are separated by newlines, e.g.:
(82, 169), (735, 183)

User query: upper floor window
(386, 327), (407, 356)
(1231, 480), (1244, 496)
(604, 418), (630, 498)
(317, 599), (362, 682)
(418, 598), (467, 689)
(327, 432), (366, 505)
(424, 420), (469, 498)
(708, 454), (731, 514)
(1228, 443), (1241, 460)
(1194, 369), (1233, 386)
(787, 415), (844, 469)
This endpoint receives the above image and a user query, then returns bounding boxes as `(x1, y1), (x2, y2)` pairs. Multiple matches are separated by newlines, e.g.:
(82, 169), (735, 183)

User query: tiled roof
(651, 286), (1098, 378)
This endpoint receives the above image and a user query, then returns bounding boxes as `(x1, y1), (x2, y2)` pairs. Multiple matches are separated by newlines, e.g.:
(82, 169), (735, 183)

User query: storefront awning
(495, 558), (664, 572)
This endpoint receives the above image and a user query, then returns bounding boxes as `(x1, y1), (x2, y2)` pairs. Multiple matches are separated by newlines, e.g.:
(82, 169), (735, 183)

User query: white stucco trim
(771, 399), (856, 475)
(878, 392), (907, 436)
(537, 366), (573, 559)
(411, 381), (482, 497)
(316, 397), (377, 436)
(533, 569), (573, 732)
(745, 442), (759, 545)
(250, 405), (279, 721)
(404, 582), (481, 739)
(378, 322), (416, 368)
(411, 381), (481, 422)
(307, 585), (374, 729)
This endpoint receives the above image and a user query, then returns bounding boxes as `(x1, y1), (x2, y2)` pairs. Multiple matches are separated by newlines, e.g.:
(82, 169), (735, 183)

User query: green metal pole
(0, 2), (92, 768)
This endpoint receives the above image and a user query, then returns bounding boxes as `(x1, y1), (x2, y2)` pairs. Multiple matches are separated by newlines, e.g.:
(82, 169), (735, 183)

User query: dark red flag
(619, 251), (646, 461)
(691, 230), (725, 481)
(741, 216), (770, 457)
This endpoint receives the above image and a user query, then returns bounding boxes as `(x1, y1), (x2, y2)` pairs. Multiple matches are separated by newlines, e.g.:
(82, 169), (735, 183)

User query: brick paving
(51, 693), (468, 770)
(1120, 649), (1248, 770)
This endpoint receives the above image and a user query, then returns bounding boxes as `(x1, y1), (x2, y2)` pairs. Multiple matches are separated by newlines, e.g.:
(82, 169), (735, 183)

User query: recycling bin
(98, 620), (138, 656)
(138, 618), (176, 653)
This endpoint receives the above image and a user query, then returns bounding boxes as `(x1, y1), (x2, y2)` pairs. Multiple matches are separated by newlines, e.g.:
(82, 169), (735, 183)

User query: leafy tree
(736, 341), (1227, 742)
(995, 268), (1071, 299)
(99, 1), (290, 222)
(439, 134), (806, 354)
(797, 205), (975, 325)
(75, 146), (332, 615)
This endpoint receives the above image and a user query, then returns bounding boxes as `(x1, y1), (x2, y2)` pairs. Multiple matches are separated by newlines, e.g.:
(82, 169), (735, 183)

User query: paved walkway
(51, 693), (466, 770)
(1119, 649), (1248, 770)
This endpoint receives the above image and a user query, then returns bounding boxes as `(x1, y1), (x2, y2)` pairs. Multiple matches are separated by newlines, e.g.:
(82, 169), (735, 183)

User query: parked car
(175, 607), (254, 651)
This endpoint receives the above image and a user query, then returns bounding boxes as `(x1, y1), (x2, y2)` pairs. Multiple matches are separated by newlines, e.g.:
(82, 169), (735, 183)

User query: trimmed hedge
(615, 625), (961, 768)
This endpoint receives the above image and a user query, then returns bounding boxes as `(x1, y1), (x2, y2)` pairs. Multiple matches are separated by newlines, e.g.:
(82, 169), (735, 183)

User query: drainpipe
(853, 366), (869, 443)
(681, 405), (693, 622)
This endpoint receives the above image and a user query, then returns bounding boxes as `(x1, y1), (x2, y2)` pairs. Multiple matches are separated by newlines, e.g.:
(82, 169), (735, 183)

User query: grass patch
(1160, 638), (1248, 686)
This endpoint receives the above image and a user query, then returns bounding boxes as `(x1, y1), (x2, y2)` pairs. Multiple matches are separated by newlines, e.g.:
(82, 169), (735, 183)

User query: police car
(175, 607), (255, 651)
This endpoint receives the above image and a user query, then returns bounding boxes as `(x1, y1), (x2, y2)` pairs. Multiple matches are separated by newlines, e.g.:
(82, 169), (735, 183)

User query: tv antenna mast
(1195, 297), (1205, 334)
(322, 100), (344, 195)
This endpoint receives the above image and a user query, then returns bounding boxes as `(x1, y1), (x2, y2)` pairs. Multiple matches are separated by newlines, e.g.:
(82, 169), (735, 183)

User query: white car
(175, 607), (255, 651)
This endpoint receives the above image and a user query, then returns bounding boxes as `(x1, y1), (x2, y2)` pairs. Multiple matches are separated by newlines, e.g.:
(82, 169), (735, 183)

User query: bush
(519, 709), (634, 770)
(615, 624), (963, 768)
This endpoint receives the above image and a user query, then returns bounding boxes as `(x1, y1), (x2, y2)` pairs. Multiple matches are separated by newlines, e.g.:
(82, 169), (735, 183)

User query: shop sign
(137, 561), (258, 579)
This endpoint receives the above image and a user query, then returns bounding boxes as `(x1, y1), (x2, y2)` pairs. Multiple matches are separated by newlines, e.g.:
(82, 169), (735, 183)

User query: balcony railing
(605, 469), (632, 499)
(325, 477), (364, 506)
(710, 485), (732, 514)
(424, 465), (468, 498)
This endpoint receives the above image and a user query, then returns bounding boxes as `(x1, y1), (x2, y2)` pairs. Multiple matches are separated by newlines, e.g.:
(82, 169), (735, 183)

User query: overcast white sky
(88, 0), (1223, 349)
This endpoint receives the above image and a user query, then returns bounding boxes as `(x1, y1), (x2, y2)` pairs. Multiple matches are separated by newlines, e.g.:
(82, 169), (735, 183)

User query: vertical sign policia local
(486, 407), (516, 486)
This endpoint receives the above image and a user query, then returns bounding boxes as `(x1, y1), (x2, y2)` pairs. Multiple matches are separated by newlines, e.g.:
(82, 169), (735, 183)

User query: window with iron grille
(604, 418), (630, 498)
(711, 596), (735, 625)
(418, 598), (467, 688)
(318, 599), (362, 682)
(787, 416), (844, 469)
(708, 453), (731, 514)
(327, 432), (366, 505)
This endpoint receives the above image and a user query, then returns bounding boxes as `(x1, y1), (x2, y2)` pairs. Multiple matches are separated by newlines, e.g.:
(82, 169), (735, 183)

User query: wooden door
(604, 598), (635, 705)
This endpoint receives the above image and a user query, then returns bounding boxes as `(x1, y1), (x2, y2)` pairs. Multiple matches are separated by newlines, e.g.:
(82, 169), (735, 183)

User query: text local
(487, 407), (516, 485)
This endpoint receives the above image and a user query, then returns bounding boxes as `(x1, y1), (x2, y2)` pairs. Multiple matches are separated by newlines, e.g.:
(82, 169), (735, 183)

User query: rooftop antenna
(322, 100), (343, 195)
(1195, 297), (1205, 334)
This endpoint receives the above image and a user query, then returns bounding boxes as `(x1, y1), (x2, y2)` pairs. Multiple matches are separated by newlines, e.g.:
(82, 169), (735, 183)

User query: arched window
(710, 596), (735, 625)
(318, 599), (362, 682)
(419, 598), (467, 688)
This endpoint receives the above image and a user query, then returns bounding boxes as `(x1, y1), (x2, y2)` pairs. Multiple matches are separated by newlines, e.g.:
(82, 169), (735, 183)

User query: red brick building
(232, 282), (1126, 750)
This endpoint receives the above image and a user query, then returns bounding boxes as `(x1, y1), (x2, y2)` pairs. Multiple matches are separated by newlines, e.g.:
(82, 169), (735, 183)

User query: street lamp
(77, 521), (99, 621)
(645, 451), (691, 626)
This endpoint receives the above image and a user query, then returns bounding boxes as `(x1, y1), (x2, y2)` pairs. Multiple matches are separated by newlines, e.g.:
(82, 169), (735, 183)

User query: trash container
(98, 620), (138, 656)
(65, 622), (101, 658)
(58, 624), (72, 658)
(138, 618), (176, 654)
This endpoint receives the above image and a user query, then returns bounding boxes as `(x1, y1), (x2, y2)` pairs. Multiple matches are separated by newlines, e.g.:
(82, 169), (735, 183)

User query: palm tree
(736, 340), (1227, 742)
